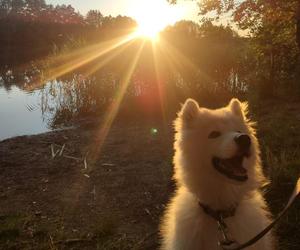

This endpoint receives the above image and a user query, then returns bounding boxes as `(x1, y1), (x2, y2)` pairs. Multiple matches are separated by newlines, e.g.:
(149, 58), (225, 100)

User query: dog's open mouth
(212, 155), (248, 182)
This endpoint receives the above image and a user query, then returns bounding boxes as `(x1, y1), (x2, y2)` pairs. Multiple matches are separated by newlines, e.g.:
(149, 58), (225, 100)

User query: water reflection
(41, 73), (118, 128)
(0, 67), (143, 141)
(0, 79), (53, 140)
(0, 56), (246, 141)
(0, 67), (77, 141)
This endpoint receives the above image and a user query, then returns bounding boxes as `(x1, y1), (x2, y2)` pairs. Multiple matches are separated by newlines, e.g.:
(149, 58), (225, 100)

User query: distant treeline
(0, 0), (137, 65)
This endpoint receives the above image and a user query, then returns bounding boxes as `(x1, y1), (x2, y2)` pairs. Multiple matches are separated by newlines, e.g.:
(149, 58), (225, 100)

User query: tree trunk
(268, 51), (275, 97)
(297, 0), (300, 52)
(296, 0), (300, 90)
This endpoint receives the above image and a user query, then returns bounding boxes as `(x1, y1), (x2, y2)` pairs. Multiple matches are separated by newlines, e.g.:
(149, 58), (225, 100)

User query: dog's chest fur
(161, 188), (273, 250)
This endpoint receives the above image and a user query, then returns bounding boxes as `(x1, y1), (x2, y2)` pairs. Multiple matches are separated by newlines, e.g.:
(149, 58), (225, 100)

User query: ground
(0, 100), (300, 250)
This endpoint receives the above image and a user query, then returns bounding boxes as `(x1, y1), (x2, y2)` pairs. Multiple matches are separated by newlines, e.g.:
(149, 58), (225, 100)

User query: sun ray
(160, 38), (212, 83)
(88, 41), (145, 162)
(84, 39), (136, 77)
(25, 32), (137, 91)
(151, 42), (168, 129)
(45, 33), (135, 80)
(155, 37), (213, 98)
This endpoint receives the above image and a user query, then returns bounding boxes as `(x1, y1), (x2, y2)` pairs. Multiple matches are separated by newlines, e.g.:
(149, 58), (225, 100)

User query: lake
(0, 63), (244, 142)
(0, 78), (57, 141)
(0, 68), (127, 141)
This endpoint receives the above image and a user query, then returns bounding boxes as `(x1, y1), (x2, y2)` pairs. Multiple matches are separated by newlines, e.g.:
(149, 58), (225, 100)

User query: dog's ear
(179, 98), (200, 122)
(229, 98), (248, 119)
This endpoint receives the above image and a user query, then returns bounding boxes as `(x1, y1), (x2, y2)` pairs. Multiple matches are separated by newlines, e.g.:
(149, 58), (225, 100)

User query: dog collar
(198, 202), (237, 221)
(199, 201), (239, 248)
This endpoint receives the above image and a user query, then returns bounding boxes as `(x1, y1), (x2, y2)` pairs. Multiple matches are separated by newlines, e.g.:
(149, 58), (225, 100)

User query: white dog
(160, 98), (274, 250)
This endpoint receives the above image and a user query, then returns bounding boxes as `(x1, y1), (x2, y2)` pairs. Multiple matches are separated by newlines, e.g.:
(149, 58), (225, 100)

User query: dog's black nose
(234, 134), (251, 152)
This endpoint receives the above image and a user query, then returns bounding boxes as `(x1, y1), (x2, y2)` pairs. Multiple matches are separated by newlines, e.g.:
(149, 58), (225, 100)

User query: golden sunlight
(130, 0), (183, 40)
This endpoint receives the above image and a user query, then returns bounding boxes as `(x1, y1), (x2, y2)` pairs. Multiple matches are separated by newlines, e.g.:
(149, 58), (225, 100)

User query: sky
(47, 0), (200, 23)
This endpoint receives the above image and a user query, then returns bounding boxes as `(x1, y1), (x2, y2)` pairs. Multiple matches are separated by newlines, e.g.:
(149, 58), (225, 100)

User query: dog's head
(174, 98), (264, 198)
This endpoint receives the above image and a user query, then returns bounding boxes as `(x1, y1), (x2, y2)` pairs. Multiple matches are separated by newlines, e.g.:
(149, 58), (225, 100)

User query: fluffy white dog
(160, 98), (274, 250)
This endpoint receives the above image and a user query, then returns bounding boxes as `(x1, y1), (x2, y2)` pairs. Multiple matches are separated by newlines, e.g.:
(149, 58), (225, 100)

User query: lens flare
(151, 128), (158, 135)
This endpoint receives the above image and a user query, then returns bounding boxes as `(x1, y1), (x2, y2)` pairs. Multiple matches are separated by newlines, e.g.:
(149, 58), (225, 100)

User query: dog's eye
(208, 131), (221, 139)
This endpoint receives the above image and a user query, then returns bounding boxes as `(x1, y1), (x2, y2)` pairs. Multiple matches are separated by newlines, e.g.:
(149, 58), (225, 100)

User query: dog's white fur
(160, 98), (274, 250)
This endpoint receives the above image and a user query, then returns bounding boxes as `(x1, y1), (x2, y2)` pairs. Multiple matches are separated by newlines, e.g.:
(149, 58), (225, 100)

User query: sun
(136, 23), (161, 40)
(130, 0), (184, 40)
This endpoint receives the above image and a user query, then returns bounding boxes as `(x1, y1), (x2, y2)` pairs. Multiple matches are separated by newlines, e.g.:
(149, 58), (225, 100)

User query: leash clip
(217, 216), (239, 249)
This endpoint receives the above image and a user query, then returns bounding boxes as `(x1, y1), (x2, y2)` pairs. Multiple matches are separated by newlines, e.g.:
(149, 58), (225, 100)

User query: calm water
(0, 66), (245, 141)
(0, 80), (55, 141)
(0, 67), (124, 141)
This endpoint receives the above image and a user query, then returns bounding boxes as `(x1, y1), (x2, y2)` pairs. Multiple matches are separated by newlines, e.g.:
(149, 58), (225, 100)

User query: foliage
(170, 0), (300, 96)
(0, 0), (83, 23)
(161, 21), (247, 99)
(0, 0), (137, 66)
(86, 10), (103, 28)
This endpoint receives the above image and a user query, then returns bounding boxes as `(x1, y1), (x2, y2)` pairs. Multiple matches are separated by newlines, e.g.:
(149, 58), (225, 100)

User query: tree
(51, 4), (84, 24)
(11, 0), (25, 17)
(170, 0), (300, 96)
(24, 0), (45, 9)
(297, 0), (300, 72)
(86, 10), (103, 28)
(0, 0), (12, 18)
(12, 0), (24, 10)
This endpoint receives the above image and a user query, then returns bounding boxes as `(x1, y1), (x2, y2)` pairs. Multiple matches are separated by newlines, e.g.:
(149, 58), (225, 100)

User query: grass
(251, 100), (300, 250)
(93, 217), (117, 240)
(0, 214), (54, 250)
(0, 214), (120, 249)
(0, 214), (23, 241)
(0, 214), (26, 249)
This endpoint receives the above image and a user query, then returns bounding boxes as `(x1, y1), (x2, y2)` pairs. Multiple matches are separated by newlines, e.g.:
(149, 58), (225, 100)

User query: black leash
(200, 178), (300, 250)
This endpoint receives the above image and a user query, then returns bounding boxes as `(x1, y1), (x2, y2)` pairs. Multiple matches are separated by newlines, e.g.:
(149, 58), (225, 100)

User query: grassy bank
(251, 100), (300, 250)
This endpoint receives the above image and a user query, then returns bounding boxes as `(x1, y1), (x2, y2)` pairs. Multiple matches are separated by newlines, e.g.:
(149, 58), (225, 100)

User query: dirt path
(0, 124), (174, 250)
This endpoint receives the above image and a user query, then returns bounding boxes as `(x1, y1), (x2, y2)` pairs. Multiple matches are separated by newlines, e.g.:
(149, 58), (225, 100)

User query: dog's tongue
(223, 156), (246, 175)
(231, 165), (247, 175)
